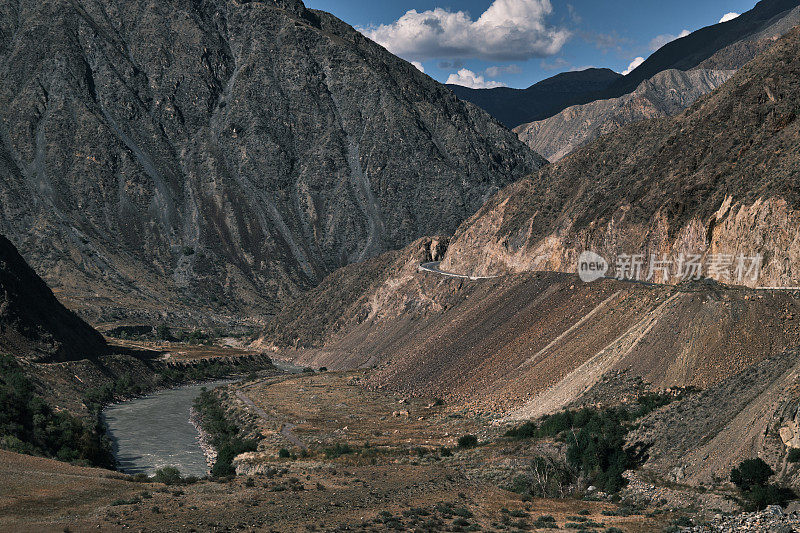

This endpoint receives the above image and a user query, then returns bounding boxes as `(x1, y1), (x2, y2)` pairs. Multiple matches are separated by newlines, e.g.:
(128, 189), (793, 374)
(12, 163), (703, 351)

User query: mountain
(449, 1), (800, 130)
(516, 68), (736, 161)
(442, 27), (800, 288)
(602, 0), (800, 98)
(0, 0), (543, 325)
(0, 235), (107, 362)
(514, 1), (800, 161)
(447, 68), (622, 129)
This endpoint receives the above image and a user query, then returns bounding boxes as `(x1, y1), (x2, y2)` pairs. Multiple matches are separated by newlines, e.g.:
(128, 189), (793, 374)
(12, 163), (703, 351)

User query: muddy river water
(102, 380), (233, 478)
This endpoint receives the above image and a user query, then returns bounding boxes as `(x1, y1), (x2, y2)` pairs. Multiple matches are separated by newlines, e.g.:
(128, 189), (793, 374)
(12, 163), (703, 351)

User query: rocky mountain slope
(255, 223), (800, 491)
(0, 235), (106, 362)
(514, 3), (800, 161)
(448, 68), (622, 129)
(260, 239), (800, 412)
(516, 68), (736, 161)
(0, 0), (543, 325)
(442, 27), (800, 289)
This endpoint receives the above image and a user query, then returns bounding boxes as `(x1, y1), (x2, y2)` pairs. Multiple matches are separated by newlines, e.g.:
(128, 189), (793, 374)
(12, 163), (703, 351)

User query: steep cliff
(0, 0), (543, 324)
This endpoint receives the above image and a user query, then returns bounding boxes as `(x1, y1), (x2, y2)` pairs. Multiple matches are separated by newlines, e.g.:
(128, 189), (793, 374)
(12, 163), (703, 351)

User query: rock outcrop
(0, 0), (543, 324)
(0, 235), (107, 362)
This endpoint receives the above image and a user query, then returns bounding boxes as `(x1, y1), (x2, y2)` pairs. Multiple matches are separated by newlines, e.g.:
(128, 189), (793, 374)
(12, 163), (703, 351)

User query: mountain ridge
(0, 235), (107, 362)
(447, 68), (622, 129)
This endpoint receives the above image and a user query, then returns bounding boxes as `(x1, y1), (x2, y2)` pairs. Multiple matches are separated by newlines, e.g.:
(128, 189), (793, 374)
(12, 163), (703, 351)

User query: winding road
(418, 261), (499, 280)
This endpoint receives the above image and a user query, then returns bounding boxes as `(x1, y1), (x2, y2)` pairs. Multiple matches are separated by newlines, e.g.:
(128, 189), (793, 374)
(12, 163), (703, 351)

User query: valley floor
(1, 369), (689, 532)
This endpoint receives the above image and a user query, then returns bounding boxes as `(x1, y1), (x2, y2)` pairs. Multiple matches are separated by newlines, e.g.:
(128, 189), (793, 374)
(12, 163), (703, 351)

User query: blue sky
(305, 0), (758, 88)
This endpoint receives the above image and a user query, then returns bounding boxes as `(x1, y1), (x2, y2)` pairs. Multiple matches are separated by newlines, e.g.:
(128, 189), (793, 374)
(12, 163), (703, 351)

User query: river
(102, 380), (234, 478)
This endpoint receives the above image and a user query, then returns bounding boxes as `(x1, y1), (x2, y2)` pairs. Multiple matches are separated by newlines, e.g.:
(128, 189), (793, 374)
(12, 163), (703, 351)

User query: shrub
(156, 323), (171, 340)
(440, 446), (453, 457)
(788, 448), (800, 463)
(153, 467), (184, 485)
(278, 448), (291, 459)
(0, 355), (113, 468)
(730, 458), (796, 510)
(746, 483), (796, 511)
(505, 421), (538, 439)
(324, 443), (355, 459)
(457, 435), (479, 449)
(512, 455), (576, 498)
(194, 390), (260, 478)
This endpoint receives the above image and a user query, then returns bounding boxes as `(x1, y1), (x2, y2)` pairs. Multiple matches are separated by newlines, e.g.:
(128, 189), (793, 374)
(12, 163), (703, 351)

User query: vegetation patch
(193, 389), (260, 477)
(730, 458), (796, 510)
(0, 355), (113, 468)
(504, 391), (688, 494)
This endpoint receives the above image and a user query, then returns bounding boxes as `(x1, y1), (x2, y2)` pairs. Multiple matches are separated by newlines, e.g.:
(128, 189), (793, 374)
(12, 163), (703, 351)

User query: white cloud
(622, 56), (645, 76)
(446, 69), (507, 89)
(649, 29), (690, 51)
(411, 61), (425, 73)
(485, 64), (522, 77)
(719, 12), (740, 23)
(360, 0), (570, 61)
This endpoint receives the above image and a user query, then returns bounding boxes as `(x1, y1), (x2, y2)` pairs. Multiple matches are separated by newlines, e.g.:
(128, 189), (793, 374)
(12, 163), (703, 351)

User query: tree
(730, 458), (774, 492)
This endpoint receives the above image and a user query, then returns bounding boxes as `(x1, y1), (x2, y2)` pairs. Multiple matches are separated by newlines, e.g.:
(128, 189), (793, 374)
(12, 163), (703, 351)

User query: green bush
(457, 435), (479, 448)
(504, 421), (538, 439)
(278, 448), (291, 459)
(324, 443), (355, 459)
(153, 466), (184, 485)
(194, 390), (260, 478)
(746, 483), (795, 510)
(156, 323), (172, 341)
(730, 458), (796, 510)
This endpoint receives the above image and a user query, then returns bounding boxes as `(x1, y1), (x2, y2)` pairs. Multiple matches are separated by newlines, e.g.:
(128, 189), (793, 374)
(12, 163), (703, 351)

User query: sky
(304, 0), (759, 88)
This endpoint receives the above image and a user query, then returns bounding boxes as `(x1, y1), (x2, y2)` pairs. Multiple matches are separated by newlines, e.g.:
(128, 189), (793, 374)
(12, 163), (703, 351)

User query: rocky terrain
(442, 27), (800, 290)
(0, 234), (107, 362)
(255, 25), (800, 483)
(259, 236), (800, 417)
(0, 0), (543, 326)
(516, 68), (736, 161)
